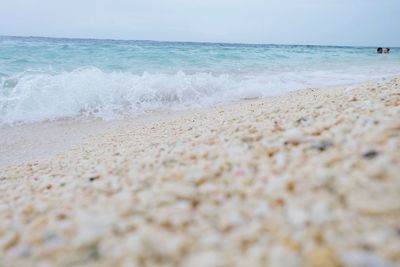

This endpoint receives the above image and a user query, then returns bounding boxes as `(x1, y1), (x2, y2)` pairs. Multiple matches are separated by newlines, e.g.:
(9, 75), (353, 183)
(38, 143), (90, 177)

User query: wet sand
(0, 119), (123, 167)
(0, 78), (399, 267)
(0, 112), (187, 167)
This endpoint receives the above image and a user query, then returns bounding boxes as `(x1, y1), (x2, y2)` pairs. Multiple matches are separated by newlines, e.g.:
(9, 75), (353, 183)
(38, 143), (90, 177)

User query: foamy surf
(0, 67), (398, 125)
(0, 68), (300, 124)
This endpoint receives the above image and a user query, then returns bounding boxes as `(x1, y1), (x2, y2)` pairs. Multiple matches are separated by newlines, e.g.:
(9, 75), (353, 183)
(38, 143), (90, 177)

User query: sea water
(1, 36), (399, 125)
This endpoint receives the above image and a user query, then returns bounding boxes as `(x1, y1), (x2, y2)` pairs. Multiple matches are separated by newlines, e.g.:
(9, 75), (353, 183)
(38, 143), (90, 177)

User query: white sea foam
(0, 67), (396, 125)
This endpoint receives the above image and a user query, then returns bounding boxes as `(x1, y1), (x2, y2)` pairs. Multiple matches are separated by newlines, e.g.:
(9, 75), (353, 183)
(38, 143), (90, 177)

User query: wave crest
(0, 67), (393, 125)
(0, 68), (268, 124)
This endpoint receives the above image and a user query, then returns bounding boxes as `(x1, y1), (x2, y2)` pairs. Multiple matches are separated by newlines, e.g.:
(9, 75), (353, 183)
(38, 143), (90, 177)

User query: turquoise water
(1, 36), (399, 124)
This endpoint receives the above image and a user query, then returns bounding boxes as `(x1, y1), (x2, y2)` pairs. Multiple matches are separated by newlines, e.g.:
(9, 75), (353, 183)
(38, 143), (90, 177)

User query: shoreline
(0, 77), (399, 266)
(0, 77), (390, 168)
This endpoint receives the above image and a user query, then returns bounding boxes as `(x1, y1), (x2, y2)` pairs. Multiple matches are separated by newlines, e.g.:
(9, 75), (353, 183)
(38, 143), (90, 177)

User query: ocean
(1, 36), (399, 125)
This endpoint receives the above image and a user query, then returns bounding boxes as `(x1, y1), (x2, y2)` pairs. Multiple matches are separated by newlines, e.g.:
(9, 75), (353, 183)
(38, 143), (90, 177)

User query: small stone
(0, 231), (19, 250)
(311, 140), (334, 151)
(310, 202), (331, 225)
(269, 245), (302, 267)
(274, 153), (286, 169)
(284, 128), (308, 145)
(362, 150), (379, 159)
(275, 198), (286, 207)
(273, 121), (284, 132)
(341, 251), (393, 267)
(183, 251), (223, 267)
(296, 116), (308, 124)
(89, 175), (101, 182)
(306, 246), (341, 267)
(286, 181), (296, 192)
(287, 207), (307, 227)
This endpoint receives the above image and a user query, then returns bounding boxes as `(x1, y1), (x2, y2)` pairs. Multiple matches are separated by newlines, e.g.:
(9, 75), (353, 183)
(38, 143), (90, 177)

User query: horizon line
(1, 34), (396, 49)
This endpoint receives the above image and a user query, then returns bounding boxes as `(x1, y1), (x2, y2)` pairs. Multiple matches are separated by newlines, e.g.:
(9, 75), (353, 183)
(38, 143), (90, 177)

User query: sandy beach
(0, 78), (399, 266)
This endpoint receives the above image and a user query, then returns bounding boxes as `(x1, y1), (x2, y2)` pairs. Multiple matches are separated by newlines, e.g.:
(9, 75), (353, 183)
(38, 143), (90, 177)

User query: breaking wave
(0, 66), (395, 125)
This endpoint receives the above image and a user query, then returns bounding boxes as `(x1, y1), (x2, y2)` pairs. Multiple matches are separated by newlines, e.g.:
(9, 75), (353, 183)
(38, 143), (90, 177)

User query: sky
(0, 0), (399, 46)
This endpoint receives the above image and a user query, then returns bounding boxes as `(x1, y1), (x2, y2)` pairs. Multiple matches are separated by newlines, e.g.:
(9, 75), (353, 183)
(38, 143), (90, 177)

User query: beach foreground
(0, 79), (399, 267)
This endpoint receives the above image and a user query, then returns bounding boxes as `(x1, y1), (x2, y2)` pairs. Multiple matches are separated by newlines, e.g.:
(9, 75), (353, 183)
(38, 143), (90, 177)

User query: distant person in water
(377, 47), (383, 54)
(384, 48), (390, 54)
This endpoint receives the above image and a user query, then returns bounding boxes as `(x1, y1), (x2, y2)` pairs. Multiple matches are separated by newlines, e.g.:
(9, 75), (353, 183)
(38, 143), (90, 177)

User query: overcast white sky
(0, 0), (399, 46)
